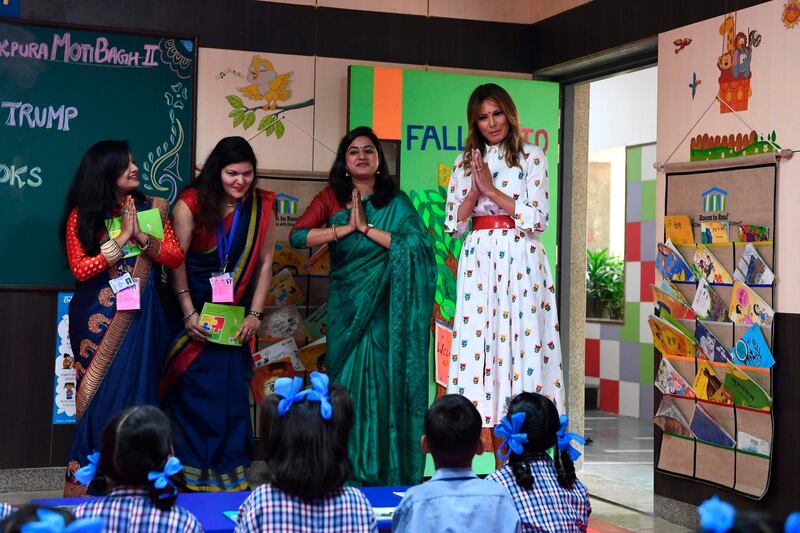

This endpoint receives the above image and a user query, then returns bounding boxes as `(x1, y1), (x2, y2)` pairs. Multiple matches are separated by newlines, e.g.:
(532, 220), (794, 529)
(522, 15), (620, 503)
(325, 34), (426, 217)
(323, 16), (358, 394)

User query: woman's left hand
(471, 149), (497, 198)
(235, 315), (261, 344)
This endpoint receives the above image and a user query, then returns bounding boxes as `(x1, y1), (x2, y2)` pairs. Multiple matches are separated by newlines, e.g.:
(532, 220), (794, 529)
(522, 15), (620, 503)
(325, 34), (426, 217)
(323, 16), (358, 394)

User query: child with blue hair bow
(487, 392), (591, 532)
(71, 405), (202, 532)
(235, 372), (377, 532)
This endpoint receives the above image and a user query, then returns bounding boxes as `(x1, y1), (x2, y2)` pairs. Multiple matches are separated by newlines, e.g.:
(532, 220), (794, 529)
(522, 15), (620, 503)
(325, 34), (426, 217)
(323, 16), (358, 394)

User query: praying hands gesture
(468, 148), (498, 199)
(349, 189), (368, 233)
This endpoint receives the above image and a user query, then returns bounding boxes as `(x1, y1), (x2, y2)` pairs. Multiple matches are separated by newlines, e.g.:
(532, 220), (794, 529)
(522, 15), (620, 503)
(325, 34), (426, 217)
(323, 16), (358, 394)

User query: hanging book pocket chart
(655, 155), (776, 499)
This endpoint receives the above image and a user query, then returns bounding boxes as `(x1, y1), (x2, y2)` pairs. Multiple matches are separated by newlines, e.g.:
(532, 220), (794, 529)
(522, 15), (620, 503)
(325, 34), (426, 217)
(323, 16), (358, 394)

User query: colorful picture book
(434, 321), (453, 387)
(653, 395), (692, 437)
(722, 362), (772, 410)
(657, 241), (695, 282)
(690, 403), (736, 448)
(665, 215), (694, 244)
(737, 431), (770, 457)
(655, 356), (695, 398)
(652, 284), (696, 320)
(659, 278), (692, 306)
(198, 303), (244, 346)
(695, 320), (732, 363)
(692, 279), (729, 322)
(272, 242), (309, 276)
(733, 243), (774, 286)
(250, 362), (297, 404)
(251, 337), (301, 369)
(304, 244), (331, 276)
(729, 281), (774, 326)
(303, 303), (328, 340)
(738, 224), (769, 242)
(731, 325), (775, 369)
(693, 360), (732, 403)
(296, 337), (327, 373)
(692, 244), (733, 284)
(649, 314), (696, 358)
(105, 208), (164, 258)
(700, 221), (730, 244)
(267, 268), (304, 306)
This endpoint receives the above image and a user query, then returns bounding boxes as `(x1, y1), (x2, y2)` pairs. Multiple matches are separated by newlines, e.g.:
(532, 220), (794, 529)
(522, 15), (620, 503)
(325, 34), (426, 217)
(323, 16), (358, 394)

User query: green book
(105, 208), (164, 258)
(198, 303), (244, 346)
(723, 363), (771, 410)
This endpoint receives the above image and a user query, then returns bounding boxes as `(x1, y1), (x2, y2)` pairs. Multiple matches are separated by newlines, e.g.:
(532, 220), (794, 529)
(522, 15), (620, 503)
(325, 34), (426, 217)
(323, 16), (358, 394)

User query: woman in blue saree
(160, 137), (276, 492)
(61, 140), (184, 496)
(290, 127), (435, 485)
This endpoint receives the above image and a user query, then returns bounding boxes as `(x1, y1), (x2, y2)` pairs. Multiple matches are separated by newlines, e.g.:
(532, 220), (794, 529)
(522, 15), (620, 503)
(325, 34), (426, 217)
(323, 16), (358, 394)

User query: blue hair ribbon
(274, 372), (333, 420)
(556, 415), (585, 462)
(275, 376), (305, 416)
(698, 495), (735, 533)
(73, 452), (100, 486)
(20, 508), (104, 533)
(147, 456), (183, 498)
(493, 412), (529, 461)
(785, 512), (800, 533)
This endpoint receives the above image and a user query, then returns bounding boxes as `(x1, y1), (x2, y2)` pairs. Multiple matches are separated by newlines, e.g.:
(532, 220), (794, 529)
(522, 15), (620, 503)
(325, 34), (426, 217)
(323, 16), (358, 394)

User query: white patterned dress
(445, 143), (564, 426)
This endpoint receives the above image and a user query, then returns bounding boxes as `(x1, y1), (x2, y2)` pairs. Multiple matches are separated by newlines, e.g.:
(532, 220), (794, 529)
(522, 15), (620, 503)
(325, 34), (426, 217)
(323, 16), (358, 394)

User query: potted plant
(586, 248), (624, 320)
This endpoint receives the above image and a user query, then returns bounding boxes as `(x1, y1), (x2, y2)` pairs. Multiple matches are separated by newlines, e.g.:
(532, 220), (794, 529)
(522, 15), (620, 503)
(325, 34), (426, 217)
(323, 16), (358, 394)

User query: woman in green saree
(290, 127), (435, 486)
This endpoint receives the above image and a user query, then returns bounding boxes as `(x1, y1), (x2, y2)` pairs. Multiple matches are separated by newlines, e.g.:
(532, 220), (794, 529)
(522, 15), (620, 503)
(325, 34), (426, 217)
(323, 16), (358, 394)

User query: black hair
(505, 392), (576, 490)
(329, 126), (396, 209)
(0, 505), (74, 532)
(59, 140), (143, 256)
(89, 405), (180, 511)
(261, 383), (354, 500)
(424, 394), (482, 468)
(188, 136), (258, 228)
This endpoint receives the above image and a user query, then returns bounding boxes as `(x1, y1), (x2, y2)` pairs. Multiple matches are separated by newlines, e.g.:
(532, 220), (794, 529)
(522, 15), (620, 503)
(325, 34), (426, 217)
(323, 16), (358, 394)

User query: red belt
(472, 215), (515, 231)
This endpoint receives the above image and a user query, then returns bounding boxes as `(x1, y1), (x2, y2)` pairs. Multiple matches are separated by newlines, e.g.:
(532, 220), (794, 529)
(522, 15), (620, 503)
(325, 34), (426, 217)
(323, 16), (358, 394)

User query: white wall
(589, 66), (658, 153)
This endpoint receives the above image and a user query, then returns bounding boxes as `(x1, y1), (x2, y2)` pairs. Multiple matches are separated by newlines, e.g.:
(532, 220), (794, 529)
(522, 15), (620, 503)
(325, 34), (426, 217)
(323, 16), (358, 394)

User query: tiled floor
(580, 410), (691, 532)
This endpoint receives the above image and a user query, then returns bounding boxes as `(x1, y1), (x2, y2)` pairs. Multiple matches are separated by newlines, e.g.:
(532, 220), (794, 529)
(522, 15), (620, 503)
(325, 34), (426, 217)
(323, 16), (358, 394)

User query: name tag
(109, 272), (134, 294)
(116, 278), (141, 310)
(211, 273), (234, 303)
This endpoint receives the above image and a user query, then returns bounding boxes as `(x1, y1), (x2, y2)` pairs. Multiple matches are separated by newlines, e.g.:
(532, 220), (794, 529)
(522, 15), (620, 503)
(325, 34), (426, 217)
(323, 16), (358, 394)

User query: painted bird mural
(238, 55), (293, 110)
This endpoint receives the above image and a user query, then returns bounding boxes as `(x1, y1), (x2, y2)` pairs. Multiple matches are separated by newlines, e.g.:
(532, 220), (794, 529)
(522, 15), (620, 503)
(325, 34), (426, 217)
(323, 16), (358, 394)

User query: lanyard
(216, 202), (242, 273)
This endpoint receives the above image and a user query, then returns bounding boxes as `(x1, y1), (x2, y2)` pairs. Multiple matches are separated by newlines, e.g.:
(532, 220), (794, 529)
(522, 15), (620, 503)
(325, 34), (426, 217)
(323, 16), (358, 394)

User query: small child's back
(235, 483), (377, 533)
(393, 468), (521, 533)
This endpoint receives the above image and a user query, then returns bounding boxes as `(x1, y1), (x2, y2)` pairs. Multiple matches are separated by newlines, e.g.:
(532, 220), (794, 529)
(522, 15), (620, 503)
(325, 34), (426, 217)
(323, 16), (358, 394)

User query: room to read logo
(701, 187), (727, 212)
(275, 193), (299, 226)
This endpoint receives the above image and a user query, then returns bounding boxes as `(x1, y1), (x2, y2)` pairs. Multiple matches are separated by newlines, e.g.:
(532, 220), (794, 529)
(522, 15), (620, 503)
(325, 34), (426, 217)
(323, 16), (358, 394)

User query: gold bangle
(139, 234), (151, 251)
(331, 224), (338, 241)
(100, 239), (124, 263)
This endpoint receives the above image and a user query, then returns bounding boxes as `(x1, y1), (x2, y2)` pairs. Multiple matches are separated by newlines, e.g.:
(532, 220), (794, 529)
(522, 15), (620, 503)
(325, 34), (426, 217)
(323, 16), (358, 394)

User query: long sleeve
(444, 153), (471, 238)
(65, 209), (112, 282)
(513, 146), (549, 234)
(145, 219), (185, 268)
(289, 187), (337, 249)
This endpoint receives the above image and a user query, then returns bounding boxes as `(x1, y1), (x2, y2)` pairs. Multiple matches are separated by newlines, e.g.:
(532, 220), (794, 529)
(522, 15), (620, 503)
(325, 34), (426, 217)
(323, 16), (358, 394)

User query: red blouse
(66, 204), (184, 282)
(291, 186), (348, 232)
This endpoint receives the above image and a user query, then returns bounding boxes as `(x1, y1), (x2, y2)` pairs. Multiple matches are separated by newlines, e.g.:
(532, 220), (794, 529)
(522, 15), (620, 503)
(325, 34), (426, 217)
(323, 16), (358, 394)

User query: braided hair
(505, 392), (577, 490)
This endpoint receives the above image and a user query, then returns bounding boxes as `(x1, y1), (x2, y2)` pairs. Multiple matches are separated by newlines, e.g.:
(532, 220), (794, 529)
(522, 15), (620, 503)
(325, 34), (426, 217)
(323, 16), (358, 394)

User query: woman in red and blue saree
(290, 127), (436, 486)
(60, 140), (185, 496)
(160, 137), (277, 492)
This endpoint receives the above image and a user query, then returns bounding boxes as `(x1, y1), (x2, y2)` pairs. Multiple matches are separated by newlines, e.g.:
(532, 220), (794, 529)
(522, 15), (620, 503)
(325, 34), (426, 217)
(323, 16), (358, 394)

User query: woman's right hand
(185, 313), (211, 342)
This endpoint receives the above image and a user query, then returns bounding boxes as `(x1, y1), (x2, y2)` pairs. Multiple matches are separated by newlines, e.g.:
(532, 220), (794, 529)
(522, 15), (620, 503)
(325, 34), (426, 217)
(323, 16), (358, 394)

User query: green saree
(292, 190), (435, 485)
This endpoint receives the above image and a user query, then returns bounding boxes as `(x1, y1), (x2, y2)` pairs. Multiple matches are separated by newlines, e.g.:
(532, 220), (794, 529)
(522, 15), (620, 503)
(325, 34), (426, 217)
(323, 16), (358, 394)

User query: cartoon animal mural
(783, 0), (800, 29)
(717, 13), (762, 113)
(238, 55), (293, 110)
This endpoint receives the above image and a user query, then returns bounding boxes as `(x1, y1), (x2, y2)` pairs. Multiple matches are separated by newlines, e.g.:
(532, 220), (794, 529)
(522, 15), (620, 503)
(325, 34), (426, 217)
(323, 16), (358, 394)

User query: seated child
(392, 394), (521, 533)
(235, 372), (376, 532)
(486, 393), (591, 532)
(72, 405), (203, 532)
(0, 504), (102, 532)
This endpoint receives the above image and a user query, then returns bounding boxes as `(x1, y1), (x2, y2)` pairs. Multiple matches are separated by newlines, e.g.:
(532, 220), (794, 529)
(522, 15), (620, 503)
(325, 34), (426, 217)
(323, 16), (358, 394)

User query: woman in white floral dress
(445, 83), (564, 453)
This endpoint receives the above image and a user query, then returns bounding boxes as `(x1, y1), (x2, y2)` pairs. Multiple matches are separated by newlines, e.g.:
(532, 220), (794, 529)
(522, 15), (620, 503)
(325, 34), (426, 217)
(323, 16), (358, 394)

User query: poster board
(655, 155), (776, 498)
(0, 20), (196, 286)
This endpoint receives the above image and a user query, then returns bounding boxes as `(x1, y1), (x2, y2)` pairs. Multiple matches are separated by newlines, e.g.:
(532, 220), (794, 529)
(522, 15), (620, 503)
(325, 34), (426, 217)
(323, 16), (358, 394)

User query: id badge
(211, 273), (234, 303)
(116, 278), (141, 310)
(109, 272), (134, 294)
